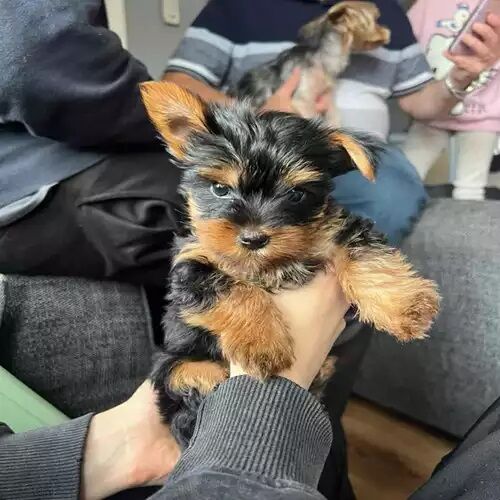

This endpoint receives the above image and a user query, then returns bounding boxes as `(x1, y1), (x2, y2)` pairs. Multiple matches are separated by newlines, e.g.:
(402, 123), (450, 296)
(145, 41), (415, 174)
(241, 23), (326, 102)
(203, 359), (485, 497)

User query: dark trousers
(410, 395), (500, 499)
(0, 152), (371, 499)
(319, 324), (373, 500)
(0, 152), (184, 285)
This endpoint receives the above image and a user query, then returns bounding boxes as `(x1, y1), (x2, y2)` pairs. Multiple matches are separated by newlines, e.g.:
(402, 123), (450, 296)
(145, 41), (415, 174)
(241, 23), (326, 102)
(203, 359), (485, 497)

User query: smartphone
(449, 0), (500, 55)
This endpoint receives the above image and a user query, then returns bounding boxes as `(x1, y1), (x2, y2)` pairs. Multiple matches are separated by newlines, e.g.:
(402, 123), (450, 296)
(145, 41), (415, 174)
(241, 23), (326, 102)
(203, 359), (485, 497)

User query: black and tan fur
(140, 82), (440, 448)
(231, 1), (391, 124)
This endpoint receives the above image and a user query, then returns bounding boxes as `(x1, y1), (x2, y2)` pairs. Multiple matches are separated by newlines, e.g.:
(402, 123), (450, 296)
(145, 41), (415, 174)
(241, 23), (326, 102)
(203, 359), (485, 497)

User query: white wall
(106, 0), (207, 79)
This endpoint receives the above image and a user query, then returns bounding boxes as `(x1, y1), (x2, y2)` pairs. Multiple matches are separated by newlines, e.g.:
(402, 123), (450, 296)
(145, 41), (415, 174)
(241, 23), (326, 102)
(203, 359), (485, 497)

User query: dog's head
(300, 1), (390, 53)
(141, 82), (381, 272)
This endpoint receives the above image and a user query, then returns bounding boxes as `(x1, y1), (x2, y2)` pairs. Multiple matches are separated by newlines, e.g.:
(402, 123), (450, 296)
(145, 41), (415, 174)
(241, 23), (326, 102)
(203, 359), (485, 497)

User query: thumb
(276, 68), (301, 98)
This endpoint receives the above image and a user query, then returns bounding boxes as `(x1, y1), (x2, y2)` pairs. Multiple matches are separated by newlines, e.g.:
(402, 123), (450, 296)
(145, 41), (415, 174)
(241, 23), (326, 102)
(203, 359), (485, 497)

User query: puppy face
(141, 82), (379, 273)
(327, 1), (391, 52)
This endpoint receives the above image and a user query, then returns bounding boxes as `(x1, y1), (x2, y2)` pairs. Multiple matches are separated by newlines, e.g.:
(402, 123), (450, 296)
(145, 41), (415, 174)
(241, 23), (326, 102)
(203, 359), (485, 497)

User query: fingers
(259, 68), (301, 113)
(472, 20), (499, 48)
(445, 14), (500, 76)
(461, 32), (491, 58)
(445, 52), (485, 75)
(335, 319), (347, 337)
(273, 269), (348, 320)
(487, 12), (500, 30)
(311, 270), (349, 315)
(276, 67), (301, 98)
(270, 269), (348, 389)
(315, 91), (332, 115)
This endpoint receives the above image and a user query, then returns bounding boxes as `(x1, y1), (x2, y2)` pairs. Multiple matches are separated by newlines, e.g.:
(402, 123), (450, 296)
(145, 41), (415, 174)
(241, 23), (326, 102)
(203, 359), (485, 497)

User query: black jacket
(0, 0), (156, 208)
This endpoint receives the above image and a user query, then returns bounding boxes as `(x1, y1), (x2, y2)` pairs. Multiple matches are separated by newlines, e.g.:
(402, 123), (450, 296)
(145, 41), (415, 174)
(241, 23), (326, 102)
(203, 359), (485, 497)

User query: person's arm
(399, 13), (500, 121)
(0, 415), (93, 500)
(162, 0), (236, 103)
(163, 72), (232, 105)
(0, 383), (180, 500)
(153, 376), (331, 500)
(2, 1), (156, 147)
(398, 72), (470, 121)
(154, 271), (348, 500)
(0, 271), (346, 500)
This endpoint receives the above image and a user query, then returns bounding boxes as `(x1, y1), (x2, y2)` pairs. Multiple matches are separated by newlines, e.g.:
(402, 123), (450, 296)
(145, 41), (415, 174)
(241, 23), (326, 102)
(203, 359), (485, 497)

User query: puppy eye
(211, 183), (231, 198)
(288, 188), (305, 203)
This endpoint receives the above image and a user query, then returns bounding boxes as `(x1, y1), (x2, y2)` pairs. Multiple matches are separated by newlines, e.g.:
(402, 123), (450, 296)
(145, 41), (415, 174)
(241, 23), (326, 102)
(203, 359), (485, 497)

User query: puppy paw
(223, 333), (295, 379)
(338, 244), (441, 343)
(169, 360), (228, 395)
(389, 280), (440, 341)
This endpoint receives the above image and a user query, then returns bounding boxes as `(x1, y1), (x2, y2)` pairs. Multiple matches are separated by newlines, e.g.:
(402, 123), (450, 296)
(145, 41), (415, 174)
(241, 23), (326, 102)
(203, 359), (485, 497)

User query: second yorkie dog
(140, 81), (440, 448)
(230, 1), (391, 125)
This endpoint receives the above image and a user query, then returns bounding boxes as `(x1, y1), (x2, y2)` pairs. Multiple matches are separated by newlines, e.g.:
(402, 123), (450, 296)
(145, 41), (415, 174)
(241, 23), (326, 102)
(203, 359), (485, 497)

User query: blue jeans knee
(332, 146), (428, 246)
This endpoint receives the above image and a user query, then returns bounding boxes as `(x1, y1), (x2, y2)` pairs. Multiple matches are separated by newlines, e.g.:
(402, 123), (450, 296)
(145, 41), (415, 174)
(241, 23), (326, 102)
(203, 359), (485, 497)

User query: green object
(0, 366), (68, 432)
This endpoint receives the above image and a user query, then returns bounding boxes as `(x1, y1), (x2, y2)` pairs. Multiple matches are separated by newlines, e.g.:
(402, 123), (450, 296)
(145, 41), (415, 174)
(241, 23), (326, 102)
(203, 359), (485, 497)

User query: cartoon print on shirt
(436, 3), (471, 33)
(427, 2), (494, 116)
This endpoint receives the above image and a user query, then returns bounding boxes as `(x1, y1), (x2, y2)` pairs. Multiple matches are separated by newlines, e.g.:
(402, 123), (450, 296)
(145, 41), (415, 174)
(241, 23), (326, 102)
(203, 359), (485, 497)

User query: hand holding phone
(449, 0), (500, 55)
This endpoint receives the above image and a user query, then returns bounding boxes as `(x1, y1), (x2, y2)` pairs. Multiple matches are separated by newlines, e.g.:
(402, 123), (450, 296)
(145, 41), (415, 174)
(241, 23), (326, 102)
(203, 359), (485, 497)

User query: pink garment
(409, 0), (500, 132)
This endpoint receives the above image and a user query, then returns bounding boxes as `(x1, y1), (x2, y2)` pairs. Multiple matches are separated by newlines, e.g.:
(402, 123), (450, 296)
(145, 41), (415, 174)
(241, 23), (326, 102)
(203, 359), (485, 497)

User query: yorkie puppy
(230, 1), (391, 125)
(140, 82), (440, 448)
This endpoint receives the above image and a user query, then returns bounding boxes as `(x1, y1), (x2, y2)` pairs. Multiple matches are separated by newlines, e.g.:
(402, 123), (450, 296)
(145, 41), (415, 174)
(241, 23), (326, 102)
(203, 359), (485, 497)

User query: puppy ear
(298, 14), (330, 46)
(326, 2), (361, 51)
(330, 130), (380, 181)
(140, 81), (208, 158)
(326, 1), (350, 23)
(327, 1), (379, 23)
(327, 1), (388, 52)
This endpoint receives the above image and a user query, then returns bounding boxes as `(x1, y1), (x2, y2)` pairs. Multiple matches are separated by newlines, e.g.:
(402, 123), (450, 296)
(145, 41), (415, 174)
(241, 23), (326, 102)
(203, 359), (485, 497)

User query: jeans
(333, 146), (428, 246)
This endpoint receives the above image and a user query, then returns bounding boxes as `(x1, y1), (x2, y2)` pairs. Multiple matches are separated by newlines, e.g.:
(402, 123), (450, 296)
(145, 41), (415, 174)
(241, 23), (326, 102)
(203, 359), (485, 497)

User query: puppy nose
(238, 232), (270, 250)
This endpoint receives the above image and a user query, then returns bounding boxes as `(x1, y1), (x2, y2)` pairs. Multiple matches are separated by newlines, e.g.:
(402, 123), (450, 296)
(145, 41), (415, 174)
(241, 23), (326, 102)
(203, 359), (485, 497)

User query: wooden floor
(343, 398), (456, 500)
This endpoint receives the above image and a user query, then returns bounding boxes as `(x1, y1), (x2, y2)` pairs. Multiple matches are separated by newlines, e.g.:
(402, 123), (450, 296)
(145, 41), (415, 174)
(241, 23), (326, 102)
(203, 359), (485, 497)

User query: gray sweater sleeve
(0, 414), (92, 500)
(0, 377), (331, 500)
(1, 0), (156, 147)
(153, 376), (332, 499)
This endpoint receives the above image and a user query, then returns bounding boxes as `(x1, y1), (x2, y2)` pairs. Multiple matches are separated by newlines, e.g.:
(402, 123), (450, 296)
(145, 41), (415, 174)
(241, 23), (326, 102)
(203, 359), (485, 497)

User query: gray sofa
(1, 198), (499, 437)
(355, 198), (500, 437)
(0, 276), (154, 416)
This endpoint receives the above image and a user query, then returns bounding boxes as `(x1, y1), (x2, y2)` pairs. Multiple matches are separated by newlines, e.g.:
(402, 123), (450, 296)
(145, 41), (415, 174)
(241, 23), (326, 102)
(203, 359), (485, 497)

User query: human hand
(230, 269), (349, 390)
(259, 68), (302, 113)
(445, 13), (500, 81)
(260, 68), (332, 115)
(81, 381), (181, 500)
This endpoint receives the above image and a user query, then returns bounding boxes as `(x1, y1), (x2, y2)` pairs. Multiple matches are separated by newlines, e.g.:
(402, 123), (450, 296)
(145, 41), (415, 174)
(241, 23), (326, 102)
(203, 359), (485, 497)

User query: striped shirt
(165, 0), (434, 140)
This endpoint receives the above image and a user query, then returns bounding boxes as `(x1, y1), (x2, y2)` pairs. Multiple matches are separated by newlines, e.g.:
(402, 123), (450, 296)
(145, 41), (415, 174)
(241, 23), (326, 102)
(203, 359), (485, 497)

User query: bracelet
(444, 74), (468, 100)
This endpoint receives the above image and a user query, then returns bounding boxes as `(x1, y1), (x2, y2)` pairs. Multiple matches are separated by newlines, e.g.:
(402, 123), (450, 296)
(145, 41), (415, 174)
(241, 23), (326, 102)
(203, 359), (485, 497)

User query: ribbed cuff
(169, 376), (332, 488)
(0, 414), (93, 500)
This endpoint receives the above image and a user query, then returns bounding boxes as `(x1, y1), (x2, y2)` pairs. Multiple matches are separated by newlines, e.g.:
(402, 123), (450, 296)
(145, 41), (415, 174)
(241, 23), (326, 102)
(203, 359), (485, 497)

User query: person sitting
(0, 0), (297, 284)
(160, 5), (500, 495)
(0, 3), (498, 498)
(163, 0), (500, 243)
(2, 272), (500, 500)
(403, 0), (500, 200)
